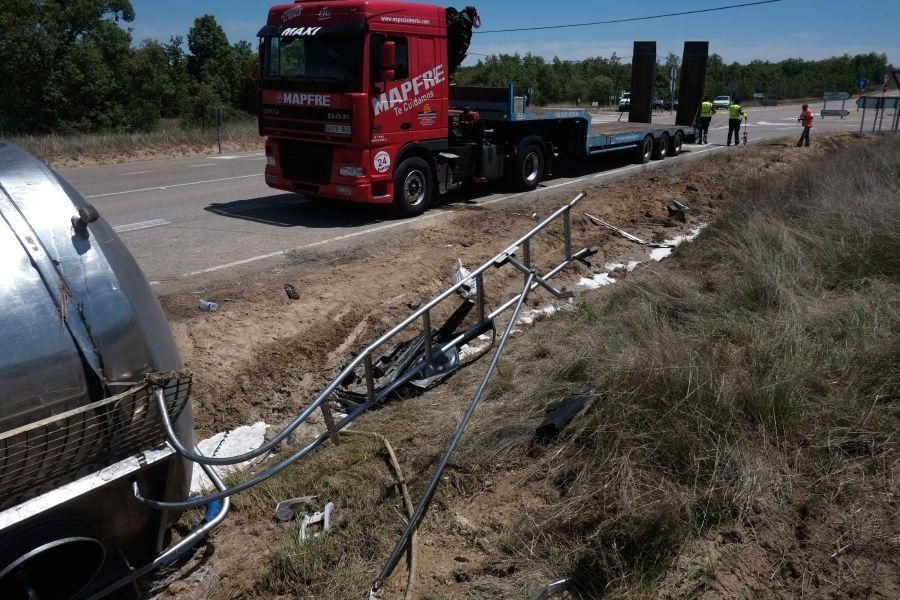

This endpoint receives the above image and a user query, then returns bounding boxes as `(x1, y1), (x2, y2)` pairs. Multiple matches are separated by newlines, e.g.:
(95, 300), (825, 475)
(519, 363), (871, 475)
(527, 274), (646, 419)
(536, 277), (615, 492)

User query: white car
(618, 92), (631, 112)
(713, 95), (731, 109)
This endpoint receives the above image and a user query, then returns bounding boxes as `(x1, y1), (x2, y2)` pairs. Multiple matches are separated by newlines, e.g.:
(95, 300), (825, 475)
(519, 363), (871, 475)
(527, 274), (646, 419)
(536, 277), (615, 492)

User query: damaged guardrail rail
(132, 192), (595, 592)
(133, 191), (594, 510)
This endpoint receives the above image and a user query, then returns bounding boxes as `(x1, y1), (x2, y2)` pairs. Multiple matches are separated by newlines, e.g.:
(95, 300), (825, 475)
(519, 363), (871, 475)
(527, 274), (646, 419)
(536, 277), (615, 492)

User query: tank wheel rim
(404, 170), (427, 207)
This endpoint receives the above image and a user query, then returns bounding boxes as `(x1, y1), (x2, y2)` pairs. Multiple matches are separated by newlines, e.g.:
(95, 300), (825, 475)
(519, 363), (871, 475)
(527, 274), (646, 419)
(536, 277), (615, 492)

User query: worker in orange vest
(797, 103), (813, 147)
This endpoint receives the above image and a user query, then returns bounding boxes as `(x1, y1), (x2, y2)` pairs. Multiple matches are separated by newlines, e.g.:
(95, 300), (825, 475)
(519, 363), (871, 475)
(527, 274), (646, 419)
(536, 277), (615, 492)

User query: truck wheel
(652, 133), (669, 160)
(670, 131), (684, 155)
(636, 135), (653, 164)
(509, 143), (544, 191)
(392, 157), (432, 217)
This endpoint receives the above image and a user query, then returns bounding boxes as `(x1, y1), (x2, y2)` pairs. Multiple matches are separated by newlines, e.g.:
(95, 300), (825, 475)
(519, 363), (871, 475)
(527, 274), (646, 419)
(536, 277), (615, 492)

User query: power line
(474, 0), (787, 34)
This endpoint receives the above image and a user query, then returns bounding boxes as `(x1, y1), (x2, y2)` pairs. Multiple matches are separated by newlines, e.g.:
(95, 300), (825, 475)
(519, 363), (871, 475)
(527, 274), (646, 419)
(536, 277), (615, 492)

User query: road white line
(113, 218), (170, 233)
(187, 163), (217, 168)
(121, 170), (151, 176)
(183, 143), (735, 278)
(207, 153), (265, 160)
(85, 174), (259, 198)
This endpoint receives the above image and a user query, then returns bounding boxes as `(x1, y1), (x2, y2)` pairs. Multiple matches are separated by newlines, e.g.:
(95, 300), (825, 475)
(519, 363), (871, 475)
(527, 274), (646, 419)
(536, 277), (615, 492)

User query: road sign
(821, 109), (850, 117)
(855, 77), (869, 91)
(823, 91), (850, 101)
(857, 96), (900, 109)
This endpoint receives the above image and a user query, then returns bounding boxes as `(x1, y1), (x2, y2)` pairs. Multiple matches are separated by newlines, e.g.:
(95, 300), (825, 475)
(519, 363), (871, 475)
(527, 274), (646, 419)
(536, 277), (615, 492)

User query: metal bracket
(299, 501), (334, 541)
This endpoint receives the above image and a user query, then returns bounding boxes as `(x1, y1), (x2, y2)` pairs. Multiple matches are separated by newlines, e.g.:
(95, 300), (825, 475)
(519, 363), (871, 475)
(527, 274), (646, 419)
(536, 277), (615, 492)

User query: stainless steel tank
(0, 141), (195, 598)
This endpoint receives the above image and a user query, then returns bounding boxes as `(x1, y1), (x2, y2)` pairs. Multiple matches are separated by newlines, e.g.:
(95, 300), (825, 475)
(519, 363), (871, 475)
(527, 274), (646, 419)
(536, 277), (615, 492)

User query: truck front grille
(280, 141), (334, 184)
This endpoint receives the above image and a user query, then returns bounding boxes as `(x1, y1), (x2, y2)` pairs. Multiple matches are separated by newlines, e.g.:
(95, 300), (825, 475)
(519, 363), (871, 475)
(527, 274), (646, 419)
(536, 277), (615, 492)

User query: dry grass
(455, 134), (899, 597)
(6, 118), (262, 167)
(202, 135), (898, 599)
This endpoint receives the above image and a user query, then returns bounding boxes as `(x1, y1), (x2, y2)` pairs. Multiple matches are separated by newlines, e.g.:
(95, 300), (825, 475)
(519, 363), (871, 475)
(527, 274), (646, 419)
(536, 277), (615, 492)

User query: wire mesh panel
(0, 376), (191, 510)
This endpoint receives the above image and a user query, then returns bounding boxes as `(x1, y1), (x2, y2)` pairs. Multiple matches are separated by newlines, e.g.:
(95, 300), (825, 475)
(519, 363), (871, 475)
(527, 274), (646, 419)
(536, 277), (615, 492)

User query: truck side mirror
(381, 41), (396, 82)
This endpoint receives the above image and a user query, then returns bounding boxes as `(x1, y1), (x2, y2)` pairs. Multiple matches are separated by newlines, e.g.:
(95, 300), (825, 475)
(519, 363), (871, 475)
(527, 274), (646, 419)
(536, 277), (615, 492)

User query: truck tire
(509, 142), (544, 191)
(392, 157), (433, 217)
(670, 131), (684, 155)
(636, 135), (653, 164)
(652, 133), (669, 160)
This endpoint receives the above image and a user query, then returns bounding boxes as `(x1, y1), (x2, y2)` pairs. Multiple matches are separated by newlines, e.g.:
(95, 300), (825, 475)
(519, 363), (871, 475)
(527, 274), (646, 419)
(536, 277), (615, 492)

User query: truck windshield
(263, 35), (363, 91)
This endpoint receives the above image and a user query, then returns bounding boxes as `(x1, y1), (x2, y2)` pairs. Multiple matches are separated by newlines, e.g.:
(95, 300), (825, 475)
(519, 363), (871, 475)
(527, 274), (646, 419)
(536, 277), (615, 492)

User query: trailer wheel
(636, 135), (653, 164)
(509, 143), (544, 191)
(670, 131), (684, 155)
(653, 133), (670, 160)
(392, 157), (432, 217)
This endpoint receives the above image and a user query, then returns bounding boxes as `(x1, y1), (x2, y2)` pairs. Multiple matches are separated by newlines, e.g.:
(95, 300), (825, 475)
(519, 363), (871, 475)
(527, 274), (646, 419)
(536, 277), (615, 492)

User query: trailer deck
(450, 85), (696, 158)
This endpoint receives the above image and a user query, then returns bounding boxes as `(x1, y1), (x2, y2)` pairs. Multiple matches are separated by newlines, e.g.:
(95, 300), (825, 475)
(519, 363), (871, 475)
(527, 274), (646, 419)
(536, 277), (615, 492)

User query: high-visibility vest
(800, 109), (814, 127)
(700, 101), (713, 117)
(728, 103), (743, 119)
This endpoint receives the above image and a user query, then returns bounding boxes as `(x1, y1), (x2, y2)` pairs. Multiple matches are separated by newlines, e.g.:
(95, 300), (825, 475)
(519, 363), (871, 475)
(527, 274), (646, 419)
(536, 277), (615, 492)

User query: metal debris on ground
(667, 200), (691, 220)
(531, 577), (575, 600)
(334, 298), (487, 409)
(274, 496), (317, 522)
(299, 501), (334, 541)
(283, 283), (300, 300)
(198, 299), (219, 312)
(534, 393), (591, 439)
(583, 212), (672, 248)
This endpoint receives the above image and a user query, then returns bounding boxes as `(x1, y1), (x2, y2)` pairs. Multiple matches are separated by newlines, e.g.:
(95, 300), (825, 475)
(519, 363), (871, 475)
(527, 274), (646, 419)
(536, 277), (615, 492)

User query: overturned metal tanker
(0, 142), (227, 599)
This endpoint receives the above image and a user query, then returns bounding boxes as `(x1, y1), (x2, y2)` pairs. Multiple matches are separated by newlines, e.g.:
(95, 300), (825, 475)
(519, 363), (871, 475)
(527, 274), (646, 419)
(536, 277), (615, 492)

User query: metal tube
(320, 403), (340, 445)
(423, 310), (433, 363)
(475, 273), (485, 324)
(860, 105), (866, 135)
(88, 462), (230, 598)
(372, 273), (535, 592)
(364, 354), (375, 402)
(151, 192), (586, 468)
(489, 247), (593, 318)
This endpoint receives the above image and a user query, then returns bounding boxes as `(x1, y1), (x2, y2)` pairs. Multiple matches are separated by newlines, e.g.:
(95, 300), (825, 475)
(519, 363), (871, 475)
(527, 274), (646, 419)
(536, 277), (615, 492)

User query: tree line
(0, 1), (891, 134)
(0, 1), (258, 134)
(456, 51), (892, 105)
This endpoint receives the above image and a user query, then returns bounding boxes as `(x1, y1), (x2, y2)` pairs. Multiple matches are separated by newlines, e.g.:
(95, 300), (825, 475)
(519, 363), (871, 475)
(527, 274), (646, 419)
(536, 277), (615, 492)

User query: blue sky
(128, 0), (899, 65)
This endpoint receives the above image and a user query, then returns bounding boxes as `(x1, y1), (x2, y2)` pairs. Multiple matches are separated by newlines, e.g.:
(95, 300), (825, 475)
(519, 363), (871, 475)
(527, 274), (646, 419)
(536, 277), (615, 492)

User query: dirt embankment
(150, 135), (891, 600)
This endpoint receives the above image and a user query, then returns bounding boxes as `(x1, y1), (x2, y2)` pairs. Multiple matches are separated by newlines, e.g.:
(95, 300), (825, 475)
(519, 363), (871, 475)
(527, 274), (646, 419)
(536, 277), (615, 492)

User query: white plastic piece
(299, 501), (334, 541)
(454, 259), (477, 299)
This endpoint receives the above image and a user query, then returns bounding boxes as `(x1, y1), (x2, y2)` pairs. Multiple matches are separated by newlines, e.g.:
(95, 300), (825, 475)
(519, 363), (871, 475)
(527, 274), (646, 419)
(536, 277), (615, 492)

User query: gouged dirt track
(152, 137), (844, 599)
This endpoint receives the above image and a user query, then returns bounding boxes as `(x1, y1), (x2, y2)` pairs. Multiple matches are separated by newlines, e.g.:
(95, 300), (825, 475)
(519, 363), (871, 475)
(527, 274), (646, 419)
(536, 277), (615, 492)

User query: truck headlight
(266, 155), (276, 166)
(339, 166), (365, 177)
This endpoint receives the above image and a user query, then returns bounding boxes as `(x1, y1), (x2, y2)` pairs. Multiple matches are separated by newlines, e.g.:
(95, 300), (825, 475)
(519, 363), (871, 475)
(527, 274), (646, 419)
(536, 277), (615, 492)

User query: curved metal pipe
(137, 193), (588, 509)
(150, 191), (586, 468)
(87, 461), (230, 599)
(372, 273), (535, 592)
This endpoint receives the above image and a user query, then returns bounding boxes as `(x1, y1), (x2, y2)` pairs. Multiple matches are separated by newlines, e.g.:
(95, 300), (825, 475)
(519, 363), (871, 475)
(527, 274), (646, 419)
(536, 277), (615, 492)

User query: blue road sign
(856, 77), (869, 91)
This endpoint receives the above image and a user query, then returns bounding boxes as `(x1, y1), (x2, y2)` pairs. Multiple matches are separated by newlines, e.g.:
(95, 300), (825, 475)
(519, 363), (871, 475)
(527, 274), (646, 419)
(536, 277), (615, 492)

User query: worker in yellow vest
(698, 94), (715, 144)
(726, 98), (747, 146)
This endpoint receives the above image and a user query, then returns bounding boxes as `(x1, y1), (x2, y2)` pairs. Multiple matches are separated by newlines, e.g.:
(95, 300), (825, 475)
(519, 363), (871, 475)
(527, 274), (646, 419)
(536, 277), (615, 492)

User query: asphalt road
(60, 101), (885, 294)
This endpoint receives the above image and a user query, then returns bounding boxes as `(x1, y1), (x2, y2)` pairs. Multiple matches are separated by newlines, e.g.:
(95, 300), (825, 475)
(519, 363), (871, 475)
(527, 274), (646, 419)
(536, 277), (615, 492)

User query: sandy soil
(148, 137), (851, 599)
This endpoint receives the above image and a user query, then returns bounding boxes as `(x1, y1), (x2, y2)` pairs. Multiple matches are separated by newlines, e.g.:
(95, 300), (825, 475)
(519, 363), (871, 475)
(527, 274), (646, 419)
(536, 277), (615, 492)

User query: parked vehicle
(258, 2), (697, 217)
(618, 92), (631, 112)
(713, 95), (731, 109)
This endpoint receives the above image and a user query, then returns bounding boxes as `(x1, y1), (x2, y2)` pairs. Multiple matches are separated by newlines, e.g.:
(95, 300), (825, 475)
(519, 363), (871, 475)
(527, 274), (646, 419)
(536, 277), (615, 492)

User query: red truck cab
(259, 0), (453, 215)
